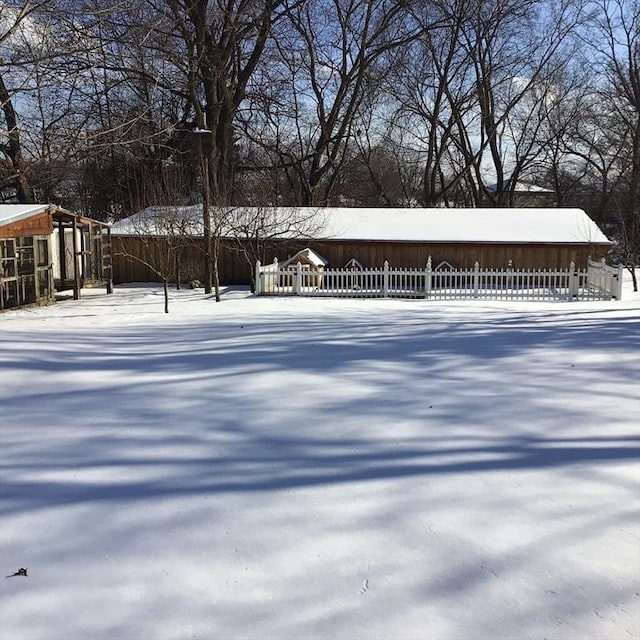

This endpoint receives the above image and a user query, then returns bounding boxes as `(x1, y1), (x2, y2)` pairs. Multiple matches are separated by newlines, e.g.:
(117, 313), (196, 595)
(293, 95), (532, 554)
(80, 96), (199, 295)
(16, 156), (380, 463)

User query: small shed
(0, 204), (113, 310)
(261, 247), (328, 292)
(281, 248), (328, 286)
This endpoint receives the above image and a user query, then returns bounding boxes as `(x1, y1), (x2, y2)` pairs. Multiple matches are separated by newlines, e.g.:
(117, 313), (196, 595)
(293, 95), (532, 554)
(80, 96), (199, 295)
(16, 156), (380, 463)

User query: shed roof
(281, 247), (328, 268)
(111, 205), (204, 236)
(319, 207), (610, 244)
(111, 206), (611, 245)
(0, 204), (110, 228)
(0, 204), (51, 227)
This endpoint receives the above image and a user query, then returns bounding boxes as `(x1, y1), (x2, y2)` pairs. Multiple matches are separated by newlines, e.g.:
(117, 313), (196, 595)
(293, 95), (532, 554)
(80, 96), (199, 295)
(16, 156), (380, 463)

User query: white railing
(255, 257), (623, 302)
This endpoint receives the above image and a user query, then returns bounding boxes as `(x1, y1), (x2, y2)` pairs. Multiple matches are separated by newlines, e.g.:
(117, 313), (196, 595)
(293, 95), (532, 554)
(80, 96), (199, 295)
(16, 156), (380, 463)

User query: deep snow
(0, 279), (639, 640)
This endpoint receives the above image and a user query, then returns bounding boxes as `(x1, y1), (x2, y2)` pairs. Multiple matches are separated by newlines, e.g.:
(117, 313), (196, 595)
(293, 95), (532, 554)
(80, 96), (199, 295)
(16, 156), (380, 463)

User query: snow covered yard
(1, 280), (639, 640)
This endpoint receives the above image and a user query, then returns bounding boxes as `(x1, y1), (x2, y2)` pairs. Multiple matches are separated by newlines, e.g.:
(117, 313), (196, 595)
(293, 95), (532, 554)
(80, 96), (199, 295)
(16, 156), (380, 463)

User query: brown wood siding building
(110, 207), (613, 286)
(112, 237), (610, 286)
(306, 240), (608, 271)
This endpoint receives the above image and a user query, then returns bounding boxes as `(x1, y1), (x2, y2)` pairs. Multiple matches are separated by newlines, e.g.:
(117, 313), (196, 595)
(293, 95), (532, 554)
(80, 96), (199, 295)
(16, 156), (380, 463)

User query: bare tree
(383, 0), (478, 206)
(143, 0), (288, 298)
(0, 1), (53, 202)
(370, 0), (582, 207)
(457, 0), (583, 205)
(224, 205), (325, 290)
(242, 0), (424, 206)
(589, 0), (640, 289)
(114, 205), (202, 312)
(1, 0), (167, 211)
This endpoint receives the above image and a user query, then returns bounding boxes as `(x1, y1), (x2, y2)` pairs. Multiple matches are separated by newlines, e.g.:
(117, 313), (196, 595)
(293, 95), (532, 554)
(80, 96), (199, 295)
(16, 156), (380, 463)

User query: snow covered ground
(1, 277), (639, 640)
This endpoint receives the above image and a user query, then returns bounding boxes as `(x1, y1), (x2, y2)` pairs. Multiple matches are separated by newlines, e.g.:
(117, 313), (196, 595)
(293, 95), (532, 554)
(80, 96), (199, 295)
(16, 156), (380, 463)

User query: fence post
(425, 255), (432, 298)
(255, 260), (261, 295)
(383, 260), (389, 298)
(272, 257), (278, 294)
(568, 261), (578, 299)
(295, 261), (302, 295)
(614, 263), (624, 300)
(473, 261), (480, 297)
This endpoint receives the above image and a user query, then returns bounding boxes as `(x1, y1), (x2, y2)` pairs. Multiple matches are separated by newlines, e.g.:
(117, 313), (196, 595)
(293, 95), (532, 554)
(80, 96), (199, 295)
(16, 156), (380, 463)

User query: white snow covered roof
(0, 204), (109, 228)
(0, 204), (52, 227)
(318, 207), (610, 244)
(486, 181), (555, 194)
(112, 206), (611, 245)
(111, 205), (212, 236)
(281, 247), (328, 268)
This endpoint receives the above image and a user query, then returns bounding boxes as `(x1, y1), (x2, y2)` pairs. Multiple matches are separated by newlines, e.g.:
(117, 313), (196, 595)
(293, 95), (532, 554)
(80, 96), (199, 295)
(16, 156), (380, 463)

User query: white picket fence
(255, 256), (623, 302)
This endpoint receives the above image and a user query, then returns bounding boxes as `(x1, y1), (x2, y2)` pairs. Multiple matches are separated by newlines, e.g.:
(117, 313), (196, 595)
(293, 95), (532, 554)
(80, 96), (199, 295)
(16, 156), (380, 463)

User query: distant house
(0, 204), (112, 310)
(484, 181), (556, 207)
(111, 206), (612, 285)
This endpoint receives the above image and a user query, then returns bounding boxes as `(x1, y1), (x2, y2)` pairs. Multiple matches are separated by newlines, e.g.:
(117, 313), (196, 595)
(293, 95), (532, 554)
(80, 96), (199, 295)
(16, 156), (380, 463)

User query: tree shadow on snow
(1, 301), (639, 516)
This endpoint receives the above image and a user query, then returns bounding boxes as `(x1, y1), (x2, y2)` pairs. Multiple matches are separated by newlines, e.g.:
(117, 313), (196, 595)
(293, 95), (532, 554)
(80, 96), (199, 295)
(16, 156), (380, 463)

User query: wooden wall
(305, 241), (609, 271)
(112, 236), (254, 285)
(0, 211), (53, 238)
(112, 235), (611, 285)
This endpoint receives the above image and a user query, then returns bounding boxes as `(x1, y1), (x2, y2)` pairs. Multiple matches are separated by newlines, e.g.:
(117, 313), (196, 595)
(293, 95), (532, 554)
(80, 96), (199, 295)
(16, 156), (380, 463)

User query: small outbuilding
(0, 204), (113, 310)
(281, 247), (328, 287)
(259, 248), (328, 293)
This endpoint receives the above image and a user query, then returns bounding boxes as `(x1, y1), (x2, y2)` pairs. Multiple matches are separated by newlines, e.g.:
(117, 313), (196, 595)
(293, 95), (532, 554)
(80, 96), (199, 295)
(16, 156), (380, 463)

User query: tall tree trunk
(0, 72), (33, 203)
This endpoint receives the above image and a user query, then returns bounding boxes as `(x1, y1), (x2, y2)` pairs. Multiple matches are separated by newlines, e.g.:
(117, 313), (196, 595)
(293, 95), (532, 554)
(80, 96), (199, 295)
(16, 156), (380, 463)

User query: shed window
(36, 238), (49, 267)
(16, 237), (35, 276)
(1, 240), (16, 278)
